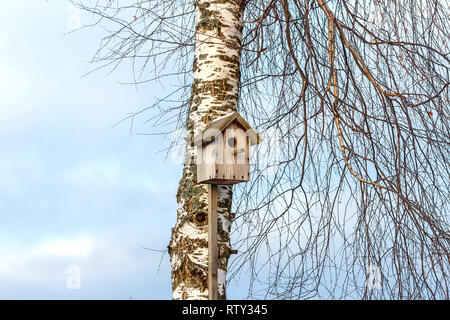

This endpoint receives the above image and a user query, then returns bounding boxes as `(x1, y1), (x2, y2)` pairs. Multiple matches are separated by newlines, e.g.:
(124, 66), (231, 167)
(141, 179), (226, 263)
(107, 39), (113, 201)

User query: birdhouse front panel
(197, 122), (250, 185)
(195, 111), (260, 185)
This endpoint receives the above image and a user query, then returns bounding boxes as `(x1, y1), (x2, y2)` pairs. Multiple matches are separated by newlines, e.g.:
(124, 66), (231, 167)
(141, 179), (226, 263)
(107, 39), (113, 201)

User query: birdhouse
(195, 111), (260, 185)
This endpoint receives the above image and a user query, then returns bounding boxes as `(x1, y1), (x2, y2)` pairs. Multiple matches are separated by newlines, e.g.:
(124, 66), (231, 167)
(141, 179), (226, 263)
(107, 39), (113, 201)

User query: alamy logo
(366, 265), (382, 290)
(66, 5), (81, 30)
(66, 265), (81, 290)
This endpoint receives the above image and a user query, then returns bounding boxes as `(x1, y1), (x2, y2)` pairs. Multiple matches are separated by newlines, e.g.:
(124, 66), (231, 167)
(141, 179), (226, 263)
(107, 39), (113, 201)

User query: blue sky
(0, 1), (249, 299)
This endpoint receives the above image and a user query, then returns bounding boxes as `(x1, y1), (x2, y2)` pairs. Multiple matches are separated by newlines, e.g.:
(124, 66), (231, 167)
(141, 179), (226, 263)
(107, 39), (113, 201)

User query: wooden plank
(208, 184), (218, 300)
(198, 139), (218, 184)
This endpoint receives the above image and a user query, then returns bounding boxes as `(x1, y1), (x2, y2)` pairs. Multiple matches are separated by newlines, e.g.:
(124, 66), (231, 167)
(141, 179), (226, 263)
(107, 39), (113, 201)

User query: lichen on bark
(168, 0), (245, 300)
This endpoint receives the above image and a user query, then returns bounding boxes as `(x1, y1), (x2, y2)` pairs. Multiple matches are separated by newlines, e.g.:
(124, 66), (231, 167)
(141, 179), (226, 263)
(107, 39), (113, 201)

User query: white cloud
(0, 152), (44, 193)
(0, 234), (94, 266)
(0, 63), (36, 107)
(0, 232), (170, 299)
(59, 161), (120, 189)
(59, 160), (162, 194)
(0, 234), (93, 276)
(32, 235), (94, 257)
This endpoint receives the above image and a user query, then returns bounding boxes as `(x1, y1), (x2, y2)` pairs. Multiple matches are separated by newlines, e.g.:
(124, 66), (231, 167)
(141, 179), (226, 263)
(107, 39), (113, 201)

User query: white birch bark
(168, 0), (244, 300)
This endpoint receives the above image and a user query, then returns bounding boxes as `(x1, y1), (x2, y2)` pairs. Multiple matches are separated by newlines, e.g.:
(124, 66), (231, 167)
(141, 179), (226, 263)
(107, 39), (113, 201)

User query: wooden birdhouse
(195, 111), (260, 185)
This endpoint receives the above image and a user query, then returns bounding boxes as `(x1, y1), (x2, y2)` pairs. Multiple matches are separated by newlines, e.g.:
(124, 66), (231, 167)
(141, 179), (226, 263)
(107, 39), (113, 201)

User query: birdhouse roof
(193, 111), (261, 146)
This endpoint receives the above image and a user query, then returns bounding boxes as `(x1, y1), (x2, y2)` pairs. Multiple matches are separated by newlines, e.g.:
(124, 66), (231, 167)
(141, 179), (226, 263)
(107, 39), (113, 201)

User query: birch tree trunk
(168, 0), (245, 300)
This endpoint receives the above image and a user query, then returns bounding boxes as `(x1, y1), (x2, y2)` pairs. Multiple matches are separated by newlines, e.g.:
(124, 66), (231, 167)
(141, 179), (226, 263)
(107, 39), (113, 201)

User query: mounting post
(208, 184), (218, 300)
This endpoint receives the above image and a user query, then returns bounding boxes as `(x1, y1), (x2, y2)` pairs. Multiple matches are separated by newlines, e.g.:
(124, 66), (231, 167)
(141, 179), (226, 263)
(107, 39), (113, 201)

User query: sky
(0, 0), (250, 299)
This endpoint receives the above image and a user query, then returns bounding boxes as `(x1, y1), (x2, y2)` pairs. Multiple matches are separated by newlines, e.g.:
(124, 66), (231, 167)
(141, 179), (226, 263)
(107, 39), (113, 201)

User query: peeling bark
(168, 0), (245, 300)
